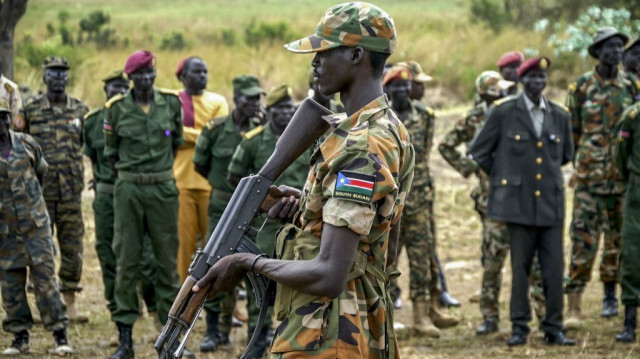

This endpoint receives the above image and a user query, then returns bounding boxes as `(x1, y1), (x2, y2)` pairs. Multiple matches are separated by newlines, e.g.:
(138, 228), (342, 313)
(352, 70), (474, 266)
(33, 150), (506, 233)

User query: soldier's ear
(351, 47), (365, 66)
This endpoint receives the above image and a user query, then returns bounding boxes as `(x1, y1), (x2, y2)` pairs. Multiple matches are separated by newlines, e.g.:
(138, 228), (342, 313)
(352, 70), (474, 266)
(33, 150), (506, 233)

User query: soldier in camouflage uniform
(614, 102), (640, 342)
(624, 38), (640, 80)
(383, 65), (458, 338)
(565, 27), (640, 328)
(83, 69), (158, 323)
(18, 56), (89, 323)
(0, 72), (21, 122)
(439, 71), (548, 335)
(0, 99), (73, 356)
(227, 84), (312, 358)
(193, 75), (264, 353)
(193, 3), (414, 357)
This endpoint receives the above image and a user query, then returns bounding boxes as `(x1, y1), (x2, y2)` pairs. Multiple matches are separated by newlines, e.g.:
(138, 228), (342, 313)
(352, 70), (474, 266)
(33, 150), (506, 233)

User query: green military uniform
(614, 103), (640, 307)
(0, 130), (68, 334)
(19, 93), (88, 293)
(439, 100), (546, 324)
(83, 105), (157, 315)
(228, 121), (312, 328)
(103, 88), (183, 325)
(565, 69), (639, 293)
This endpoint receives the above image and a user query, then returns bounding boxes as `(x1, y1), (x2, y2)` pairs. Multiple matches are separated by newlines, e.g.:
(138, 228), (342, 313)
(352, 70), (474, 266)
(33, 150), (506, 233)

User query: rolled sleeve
(322, 197), (375, 235)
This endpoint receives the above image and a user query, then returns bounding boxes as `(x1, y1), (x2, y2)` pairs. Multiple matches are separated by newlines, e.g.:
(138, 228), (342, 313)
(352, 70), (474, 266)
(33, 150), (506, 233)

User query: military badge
(13, 115), (25, 130)
(334, 171), (375, 203)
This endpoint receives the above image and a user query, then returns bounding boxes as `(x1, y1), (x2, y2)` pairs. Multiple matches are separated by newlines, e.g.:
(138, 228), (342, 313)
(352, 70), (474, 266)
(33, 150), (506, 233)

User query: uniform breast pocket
(117, 122), (145, 155)
(507, 130), (530, 156)
(149, 120), (173, 151)
(29, 122), (51, 139)
(490, 175), (521, 216)
(211, 146), (234, 162)
(546, 134), (562, 160)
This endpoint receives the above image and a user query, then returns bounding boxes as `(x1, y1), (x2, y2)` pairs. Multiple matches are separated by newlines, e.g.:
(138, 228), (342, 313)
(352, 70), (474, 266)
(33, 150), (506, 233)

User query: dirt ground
(1, 108), (638, 358)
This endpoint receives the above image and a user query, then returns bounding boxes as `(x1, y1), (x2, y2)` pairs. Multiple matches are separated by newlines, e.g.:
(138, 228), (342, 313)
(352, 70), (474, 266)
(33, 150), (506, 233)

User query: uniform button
(501, 179), (508, 185)
(515, 134), (521, 141)
(535, 190), (541, 197)
(536, 173), (542, 180)
(537, 141), (543, 148)
(536, 157), (542, 165)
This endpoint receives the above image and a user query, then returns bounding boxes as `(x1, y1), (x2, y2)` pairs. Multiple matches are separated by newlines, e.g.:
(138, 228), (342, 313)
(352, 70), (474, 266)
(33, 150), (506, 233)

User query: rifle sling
(240, 279), (276, 359)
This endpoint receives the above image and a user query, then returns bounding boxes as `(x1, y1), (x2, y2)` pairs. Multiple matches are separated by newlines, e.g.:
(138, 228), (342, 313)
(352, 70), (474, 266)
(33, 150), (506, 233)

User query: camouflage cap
(0, 98), (10, 113)
(588, 27), (629, 58)
(232, 75), (265, 96)
(382, 65), (412, 86)
(42, 56), (70, 70)
(266, 84), (294, 108)
(102, 69), (127, 83)
(284, 2), (396, 54)
(475, 71), (514, 97)
(397, 61), (432, 83)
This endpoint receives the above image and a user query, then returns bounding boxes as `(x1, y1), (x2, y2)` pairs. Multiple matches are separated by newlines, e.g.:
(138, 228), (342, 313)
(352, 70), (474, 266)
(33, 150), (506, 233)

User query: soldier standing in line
(0, 99), (73, 356)
(83, 69), (159, 328)
(227, 84), (312, 358)
(174, 56), (229, 281)
(469, 57), (576, 347)
(18, 56), (89, 323)
(624, 39), (640, 82)
(439, 71), (549, 335)
(384, 65), (459, 338)
(104, 50), (185, 359)
(564, 27), (640, 328)
(497, 51), (524, 95)
(192, 75), (264, 353)
(613, 101), (640, 342)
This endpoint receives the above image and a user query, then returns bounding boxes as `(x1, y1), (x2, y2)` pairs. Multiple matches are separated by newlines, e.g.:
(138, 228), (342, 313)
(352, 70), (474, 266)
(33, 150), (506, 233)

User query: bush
(160, 31), (190, 50)
(17, 35), (85, 69)
(244, 20), (300, 47)
(221, 28), (237, 46)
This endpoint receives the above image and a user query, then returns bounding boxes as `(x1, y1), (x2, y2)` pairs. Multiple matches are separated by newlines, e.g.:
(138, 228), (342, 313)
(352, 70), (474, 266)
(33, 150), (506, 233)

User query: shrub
(244, 20), (300, 47)
(160, 31), (190, 50)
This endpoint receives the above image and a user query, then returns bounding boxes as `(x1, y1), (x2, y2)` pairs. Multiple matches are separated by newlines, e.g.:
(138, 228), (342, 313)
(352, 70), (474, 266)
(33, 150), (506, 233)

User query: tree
(0, 0), (28, 80)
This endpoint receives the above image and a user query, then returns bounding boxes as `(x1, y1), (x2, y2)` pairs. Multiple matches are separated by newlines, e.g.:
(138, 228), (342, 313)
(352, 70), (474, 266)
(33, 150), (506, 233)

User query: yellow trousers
(177, 188), (210, 281)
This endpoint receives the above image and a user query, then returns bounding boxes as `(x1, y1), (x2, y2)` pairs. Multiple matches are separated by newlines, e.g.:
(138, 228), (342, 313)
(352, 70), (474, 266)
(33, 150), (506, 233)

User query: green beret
(102, 69), (127, 83)
(265, 84), (293, 108)
(233, 75), (265, 96)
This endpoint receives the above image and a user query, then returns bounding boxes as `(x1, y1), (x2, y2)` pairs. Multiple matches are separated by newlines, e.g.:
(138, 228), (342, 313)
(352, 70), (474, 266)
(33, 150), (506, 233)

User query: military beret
(232, 75), (265, 97)
(398, 61), (432, 83)
(517, 57), (551, 78)
(497, 51), (524, 68)
(265, 84), (293, 108)
(626, 38), (640, 53)
(475, 71), (513, 96)
(43, 56), (70, 70)
(382, 65), (412, 86)
(0, 98), (10, 113)
(285, 2), (396, 54)
(124, 50), (155, 75)
(175, 57), (187, 78)
(588, 27), (629, 58)
(102, 69), (127, 83)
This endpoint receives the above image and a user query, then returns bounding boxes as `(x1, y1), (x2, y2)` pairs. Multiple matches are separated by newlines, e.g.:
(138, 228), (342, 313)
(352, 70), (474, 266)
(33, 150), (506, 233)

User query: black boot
(110, 323), (134, 359)
(200, 310), (220, 352)
(616, 305), (637, 342)
(242, 326), (269, 359)
(2, 330), (29, 355)
(602, 281), (619, 317)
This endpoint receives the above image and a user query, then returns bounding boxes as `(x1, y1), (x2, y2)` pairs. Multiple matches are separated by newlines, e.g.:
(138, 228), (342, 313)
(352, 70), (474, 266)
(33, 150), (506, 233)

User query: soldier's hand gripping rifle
(155, 98), (332, 359)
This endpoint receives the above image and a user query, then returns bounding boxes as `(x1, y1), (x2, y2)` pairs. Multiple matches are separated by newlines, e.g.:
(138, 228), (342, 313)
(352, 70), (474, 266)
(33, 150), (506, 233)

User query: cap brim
(284, 34), (341, 54)
(497, 79), (515, 89)
(589, 32), (630, 58)
(414, 74), (433, 83)
(44, 65), (70, 70)
(239, 87), (265, 96)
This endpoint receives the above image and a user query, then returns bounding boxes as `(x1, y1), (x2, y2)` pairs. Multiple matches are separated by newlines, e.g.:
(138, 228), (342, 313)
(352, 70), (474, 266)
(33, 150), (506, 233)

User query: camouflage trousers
(0, 227), (68, 334)
(46, 196), (84, 292)
(566, 189), (623, 293)
(621, 181), (640, 306)
(93, 190), (157, 315)
(480, 214), (546, 322)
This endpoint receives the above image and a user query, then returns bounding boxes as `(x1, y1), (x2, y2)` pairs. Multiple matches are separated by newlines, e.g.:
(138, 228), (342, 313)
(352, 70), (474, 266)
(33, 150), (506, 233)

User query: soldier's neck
(232, 110), (251, 132)
(185, 87), (204, 96)
(595, 63), (618, 80)
(46, 91), (66, 105)
(132, 87), (154, 104)
(340, 76), (383, 116)
(524, 91), (542, 106)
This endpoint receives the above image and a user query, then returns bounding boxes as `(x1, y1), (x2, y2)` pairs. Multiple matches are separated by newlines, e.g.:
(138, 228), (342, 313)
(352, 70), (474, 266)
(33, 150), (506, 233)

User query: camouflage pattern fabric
(439, 101), (546, 322)
(269, 95), (414, 358)
(0, 131), (68, 333)
(19, 94), (88, 292)
(615, 103), (640, 306)
(0, 75), (22, 124)
(565, 70), (638, 292)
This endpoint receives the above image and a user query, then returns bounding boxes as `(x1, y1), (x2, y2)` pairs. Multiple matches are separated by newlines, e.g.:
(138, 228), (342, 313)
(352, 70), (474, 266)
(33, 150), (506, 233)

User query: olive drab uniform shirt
(19, 95), (88, 201)
(270, 95), (415, 358)
(615, 104), (640, 180)
(0, 131), (51, 270)
(567, 70), (640, 194)
(83, 107), (115, 183)
(439, 101), (490, 212)
(103, 89), (184, 172)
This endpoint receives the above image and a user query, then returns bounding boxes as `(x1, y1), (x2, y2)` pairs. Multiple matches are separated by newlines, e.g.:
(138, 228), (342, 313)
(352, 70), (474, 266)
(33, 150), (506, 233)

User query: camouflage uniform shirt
(19, 94), (88, 200)
(0, 131), (50, 270)
(567, 70), (640, 194)
(0, 75), (21, 122)
(270, 95), (415, 358)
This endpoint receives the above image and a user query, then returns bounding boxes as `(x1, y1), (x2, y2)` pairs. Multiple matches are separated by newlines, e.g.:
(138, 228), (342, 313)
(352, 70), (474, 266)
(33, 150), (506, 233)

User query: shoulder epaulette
(425, 106), (435, 117)
(550, 101), (570, 113)
(4, 83), (13, 93)
(568, 82), (578, 93)
(493, 95), (517, 107)
(84, 107), (102, 120)
(627, 106), (639, 120)
(158, 88), (180, 97)
(205, 115), (227, 130)
(105, 94), (124, 109)
(244, 125), (264, 140)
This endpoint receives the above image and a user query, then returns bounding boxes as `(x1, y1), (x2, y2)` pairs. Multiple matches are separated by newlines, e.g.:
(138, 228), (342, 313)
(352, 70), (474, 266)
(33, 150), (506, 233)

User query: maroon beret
(175, 57), (187, 78)
(517, 57), (551, 78)
(497, 51), (524, 68)
(124, 50), (155, 75)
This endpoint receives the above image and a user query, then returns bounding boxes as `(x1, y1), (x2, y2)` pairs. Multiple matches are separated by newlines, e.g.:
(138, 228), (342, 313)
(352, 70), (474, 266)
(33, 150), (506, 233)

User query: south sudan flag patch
(334, 171), (375, 204)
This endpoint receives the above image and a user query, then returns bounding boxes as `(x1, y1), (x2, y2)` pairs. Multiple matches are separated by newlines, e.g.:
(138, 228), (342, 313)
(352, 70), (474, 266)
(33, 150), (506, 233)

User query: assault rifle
(155, 98), (332, 359)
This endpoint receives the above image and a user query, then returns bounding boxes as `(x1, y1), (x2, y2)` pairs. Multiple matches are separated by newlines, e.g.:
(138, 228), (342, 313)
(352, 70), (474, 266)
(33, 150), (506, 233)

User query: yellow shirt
(174, 90), (229, 190)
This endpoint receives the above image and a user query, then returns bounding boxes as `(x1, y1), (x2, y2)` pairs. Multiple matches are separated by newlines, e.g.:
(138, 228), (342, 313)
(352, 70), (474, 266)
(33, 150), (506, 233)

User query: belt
(96, 182), (115, 194)
(118, 169), (173, 184)
(211, 189), (233, 201)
